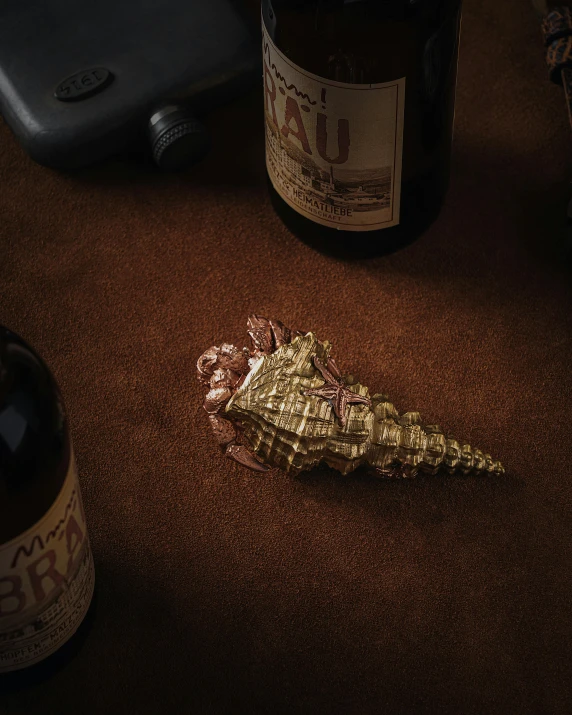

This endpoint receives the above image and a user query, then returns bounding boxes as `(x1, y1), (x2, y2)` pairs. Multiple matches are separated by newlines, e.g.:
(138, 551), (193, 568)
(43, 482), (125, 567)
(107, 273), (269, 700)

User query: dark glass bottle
(262, 0), (462, 257)
(0, 327), (95, 688)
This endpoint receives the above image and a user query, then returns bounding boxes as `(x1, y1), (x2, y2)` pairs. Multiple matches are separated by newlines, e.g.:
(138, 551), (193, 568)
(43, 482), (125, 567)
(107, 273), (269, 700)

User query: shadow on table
(358, 141), (572, 275)
(0, 552), (482, 715)
(293, 464), (525, 543)
(0, 463), (542, 715)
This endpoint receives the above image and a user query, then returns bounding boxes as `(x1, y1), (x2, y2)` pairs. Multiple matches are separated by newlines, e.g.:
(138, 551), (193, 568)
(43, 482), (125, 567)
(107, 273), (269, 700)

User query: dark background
(1, 0), (572, 712)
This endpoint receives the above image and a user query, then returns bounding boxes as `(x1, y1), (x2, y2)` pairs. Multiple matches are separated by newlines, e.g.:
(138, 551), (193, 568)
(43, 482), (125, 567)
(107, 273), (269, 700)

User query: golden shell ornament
(197, 316), (505, 479)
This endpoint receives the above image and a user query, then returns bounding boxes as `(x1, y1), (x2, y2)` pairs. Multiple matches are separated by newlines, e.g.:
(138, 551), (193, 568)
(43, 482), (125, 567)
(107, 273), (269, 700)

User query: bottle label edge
(0, 453), (95, 673)
(262, 21), (405, 232)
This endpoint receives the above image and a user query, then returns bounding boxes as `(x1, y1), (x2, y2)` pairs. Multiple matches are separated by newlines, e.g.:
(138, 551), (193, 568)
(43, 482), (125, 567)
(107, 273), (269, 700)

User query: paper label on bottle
(262, 22), (405, 231)
(0, 454), (95, 673)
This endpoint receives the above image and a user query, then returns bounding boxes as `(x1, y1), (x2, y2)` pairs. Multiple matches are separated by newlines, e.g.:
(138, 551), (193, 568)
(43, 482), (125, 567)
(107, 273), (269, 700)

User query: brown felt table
(1, 0), (572, 712)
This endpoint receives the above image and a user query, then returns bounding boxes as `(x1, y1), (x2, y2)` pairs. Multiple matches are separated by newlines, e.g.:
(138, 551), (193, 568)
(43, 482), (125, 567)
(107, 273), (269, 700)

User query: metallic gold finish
(198, 316), (505, 479)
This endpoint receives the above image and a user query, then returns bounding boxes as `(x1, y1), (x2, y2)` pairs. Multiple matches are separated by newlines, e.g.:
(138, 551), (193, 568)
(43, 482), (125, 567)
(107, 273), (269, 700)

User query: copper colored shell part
(197, 316), (505, 479)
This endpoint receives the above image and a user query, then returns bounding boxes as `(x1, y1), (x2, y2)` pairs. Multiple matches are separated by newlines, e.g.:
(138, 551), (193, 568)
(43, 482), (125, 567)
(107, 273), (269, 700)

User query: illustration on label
(0, 458), (95, 673)
(263, 23), (405, 231)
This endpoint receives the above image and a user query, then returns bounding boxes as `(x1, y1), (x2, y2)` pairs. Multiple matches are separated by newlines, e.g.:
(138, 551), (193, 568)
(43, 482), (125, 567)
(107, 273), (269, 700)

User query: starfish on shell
(303, 356), (371, 429)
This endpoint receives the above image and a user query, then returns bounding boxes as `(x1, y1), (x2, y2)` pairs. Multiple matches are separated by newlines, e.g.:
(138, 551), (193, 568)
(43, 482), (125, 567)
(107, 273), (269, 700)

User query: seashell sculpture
(197, 315), (505, 478)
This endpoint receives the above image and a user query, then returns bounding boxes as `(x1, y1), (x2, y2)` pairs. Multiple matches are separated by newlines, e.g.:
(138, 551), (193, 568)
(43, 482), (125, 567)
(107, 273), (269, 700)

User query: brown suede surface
(1, 0), (572, 712)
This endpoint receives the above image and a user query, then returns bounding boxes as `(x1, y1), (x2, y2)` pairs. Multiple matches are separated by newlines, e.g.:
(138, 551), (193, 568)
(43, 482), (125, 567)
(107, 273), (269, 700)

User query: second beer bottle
(262, 0), (462, 257)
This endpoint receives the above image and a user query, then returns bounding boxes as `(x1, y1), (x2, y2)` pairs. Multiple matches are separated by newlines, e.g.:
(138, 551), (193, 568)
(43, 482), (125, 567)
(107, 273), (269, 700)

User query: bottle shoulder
(263, 0), (460, 83)
(0, 328), (70, 544)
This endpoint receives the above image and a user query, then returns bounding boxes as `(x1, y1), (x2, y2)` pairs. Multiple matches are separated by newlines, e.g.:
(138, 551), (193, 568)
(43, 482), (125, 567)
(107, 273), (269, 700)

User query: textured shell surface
(226, 333), (372, 474)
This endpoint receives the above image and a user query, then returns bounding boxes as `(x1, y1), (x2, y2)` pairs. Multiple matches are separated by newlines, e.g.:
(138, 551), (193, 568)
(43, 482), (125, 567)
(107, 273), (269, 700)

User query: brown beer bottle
(262, 0), (462, 257)
(0, 327), (95, 687)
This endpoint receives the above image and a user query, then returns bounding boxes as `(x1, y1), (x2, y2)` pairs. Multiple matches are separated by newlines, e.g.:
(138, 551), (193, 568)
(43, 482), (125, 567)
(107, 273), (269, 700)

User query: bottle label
(263, 22), (405, 232)
(0, 454), (95, 673)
